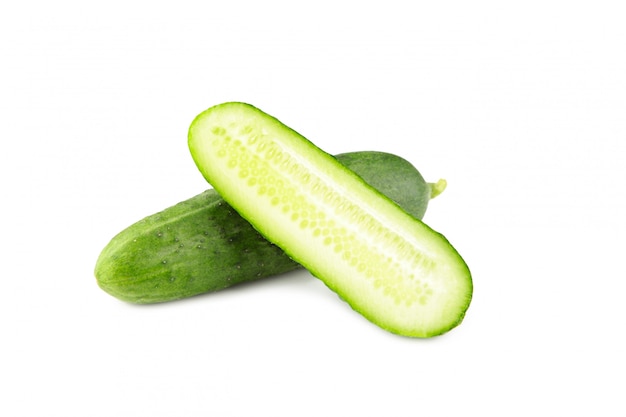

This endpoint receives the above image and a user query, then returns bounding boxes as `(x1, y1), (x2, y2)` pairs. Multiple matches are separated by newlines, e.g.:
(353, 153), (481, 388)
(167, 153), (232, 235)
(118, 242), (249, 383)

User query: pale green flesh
(189, 102), (472, 337)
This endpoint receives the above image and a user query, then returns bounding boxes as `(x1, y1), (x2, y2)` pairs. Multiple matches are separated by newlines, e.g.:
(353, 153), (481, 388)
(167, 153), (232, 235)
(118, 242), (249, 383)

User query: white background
(2, 1), (625, 415)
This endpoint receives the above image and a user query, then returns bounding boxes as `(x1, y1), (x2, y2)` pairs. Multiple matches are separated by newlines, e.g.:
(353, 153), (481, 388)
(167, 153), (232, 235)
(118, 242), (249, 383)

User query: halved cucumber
(188, 102), (472, 337)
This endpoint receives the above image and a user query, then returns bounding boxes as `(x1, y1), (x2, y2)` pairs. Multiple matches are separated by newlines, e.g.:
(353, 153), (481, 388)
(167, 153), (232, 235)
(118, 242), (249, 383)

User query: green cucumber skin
(95, 151), (434, 304)
(188, 103), (472, 337)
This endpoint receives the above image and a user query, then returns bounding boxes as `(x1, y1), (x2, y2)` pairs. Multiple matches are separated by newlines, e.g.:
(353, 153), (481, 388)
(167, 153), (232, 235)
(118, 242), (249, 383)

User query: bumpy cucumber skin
(188, 103), (472, 337)
(95, 152), (434, 304)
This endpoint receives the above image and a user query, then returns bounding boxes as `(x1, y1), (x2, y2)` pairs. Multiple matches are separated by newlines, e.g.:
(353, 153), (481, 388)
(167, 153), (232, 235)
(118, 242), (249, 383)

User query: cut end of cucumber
(188, 102), (472, 338)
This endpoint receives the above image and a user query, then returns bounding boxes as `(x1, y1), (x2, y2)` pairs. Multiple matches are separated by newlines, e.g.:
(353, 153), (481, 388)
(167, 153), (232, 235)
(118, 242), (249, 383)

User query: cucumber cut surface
(189, 102), (472, 337)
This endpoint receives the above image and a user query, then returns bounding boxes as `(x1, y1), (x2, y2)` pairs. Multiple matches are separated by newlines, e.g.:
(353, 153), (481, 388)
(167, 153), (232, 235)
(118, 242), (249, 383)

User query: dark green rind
(95, 152), (435, 304)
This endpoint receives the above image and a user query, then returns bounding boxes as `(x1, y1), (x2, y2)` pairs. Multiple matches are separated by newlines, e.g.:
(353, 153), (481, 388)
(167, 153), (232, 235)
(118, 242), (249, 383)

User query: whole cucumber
(95, 151), (444, 304)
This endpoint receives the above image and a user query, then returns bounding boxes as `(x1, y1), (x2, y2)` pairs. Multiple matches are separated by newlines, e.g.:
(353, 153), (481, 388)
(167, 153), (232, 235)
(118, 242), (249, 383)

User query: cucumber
(95, 151), (443, 304)
(188, 102), (472, 337)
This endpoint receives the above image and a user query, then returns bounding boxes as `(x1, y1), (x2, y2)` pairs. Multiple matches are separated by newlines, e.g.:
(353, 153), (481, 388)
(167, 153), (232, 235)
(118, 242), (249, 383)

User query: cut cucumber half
(188, 102), (472, 337)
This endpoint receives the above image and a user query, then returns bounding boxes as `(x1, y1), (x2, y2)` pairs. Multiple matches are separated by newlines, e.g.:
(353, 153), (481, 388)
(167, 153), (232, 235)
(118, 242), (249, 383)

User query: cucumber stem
(428, 179), (447, 199)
